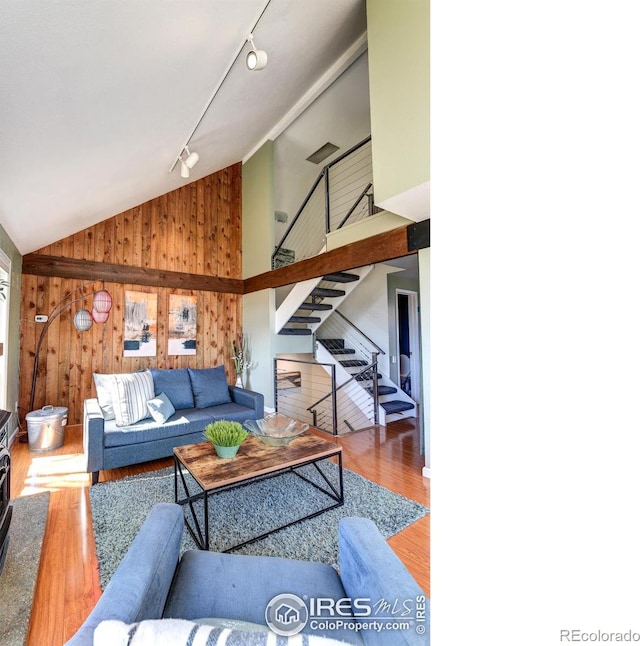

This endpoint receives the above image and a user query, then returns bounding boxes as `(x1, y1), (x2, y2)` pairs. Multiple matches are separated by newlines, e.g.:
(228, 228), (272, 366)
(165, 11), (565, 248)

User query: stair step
(328, 348), (356, 355)
(310, 287), (346, 298)
(365, 385), (398, 396)
(322, 272), (360, 283)
(356, 371), (382, 381)
(318, 338), (345, 349)
(279, 328), (313, 335)
(298, 302), (333, 311)
(381, 400), (415, 414)
(340, 359), (369, 367)
(288, 316), (321, 323)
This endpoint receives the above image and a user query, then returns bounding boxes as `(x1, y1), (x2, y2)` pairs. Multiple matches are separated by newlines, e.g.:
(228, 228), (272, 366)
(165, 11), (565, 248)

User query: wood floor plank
(11, 417), (430, 646)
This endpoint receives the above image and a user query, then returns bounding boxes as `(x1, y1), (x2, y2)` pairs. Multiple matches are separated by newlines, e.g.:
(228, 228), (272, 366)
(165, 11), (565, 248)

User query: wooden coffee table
(173, 432), (343, 551)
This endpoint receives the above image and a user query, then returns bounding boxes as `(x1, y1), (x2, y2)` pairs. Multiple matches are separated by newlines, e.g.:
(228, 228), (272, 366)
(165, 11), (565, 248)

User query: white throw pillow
(93, 373), (117, 421)
(110, 370), (154, 427)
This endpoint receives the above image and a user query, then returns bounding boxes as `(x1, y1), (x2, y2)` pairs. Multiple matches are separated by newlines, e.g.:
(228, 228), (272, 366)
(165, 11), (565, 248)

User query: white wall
(337, 264), (403, 377)
(418, 247), (430, 474)
(273, 53), (371, 243)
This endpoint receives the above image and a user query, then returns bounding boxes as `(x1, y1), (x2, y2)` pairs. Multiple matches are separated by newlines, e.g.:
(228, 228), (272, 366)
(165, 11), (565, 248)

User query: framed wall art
(123, 291), (158, 357)
(168, 294), (197, 355)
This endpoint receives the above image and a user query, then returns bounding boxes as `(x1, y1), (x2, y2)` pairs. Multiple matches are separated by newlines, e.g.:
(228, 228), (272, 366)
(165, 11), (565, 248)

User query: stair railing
(274, 357), (338, 433)
(272, 136), (373, 270)
(274, 354), (380, 436)
(306, 353), (380, 434)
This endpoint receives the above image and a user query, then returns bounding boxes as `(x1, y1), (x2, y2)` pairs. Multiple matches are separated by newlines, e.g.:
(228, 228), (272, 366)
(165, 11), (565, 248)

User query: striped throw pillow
(110, 370), (154, 427)
(94, 618), (349, 646)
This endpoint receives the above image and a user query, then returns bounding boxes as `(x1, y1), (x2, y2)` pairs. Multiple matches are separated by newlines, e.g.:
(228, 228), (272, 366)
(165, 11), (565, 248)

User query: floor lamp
(28, 286), (113, 413)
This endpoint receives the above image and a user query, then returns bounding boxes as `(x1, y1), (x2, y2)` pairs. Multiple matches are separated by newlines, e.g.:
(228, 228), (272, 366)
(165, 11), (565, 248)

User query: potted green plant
(203, 420), (248, 458)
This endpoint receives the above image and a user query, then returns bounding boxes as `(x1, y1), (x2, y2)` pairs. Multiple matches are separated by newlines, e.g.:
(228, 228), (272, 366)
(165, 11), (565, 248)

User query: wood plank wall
(19, 164), (242, 425)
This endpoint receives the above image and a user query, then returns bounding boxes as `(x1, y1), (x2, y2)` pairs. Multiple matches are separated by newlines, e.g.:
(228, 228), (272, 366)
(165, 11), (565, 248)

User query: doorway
(396, 289), (420, 402)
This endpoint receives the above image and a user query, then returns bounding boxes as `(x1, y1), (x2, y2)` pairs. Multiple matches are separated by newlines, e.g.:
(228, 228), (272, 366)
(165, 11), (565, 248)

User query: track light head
(246, 34), (267, 71)
(180, 160), (190, 179)
(184, 147), (200, 169)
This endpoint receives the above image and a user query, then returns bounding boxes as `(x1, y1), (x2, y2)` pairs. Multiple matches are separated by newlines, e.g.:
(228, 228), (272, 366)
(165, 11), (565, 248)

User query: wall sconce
(29, 285), (113, 412)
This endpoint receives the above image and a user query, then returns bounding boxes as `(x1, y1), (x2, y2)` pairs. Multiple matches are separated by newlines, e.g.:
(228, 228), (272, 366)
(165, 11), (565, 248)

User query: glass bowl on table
(243, 413), (309, 447)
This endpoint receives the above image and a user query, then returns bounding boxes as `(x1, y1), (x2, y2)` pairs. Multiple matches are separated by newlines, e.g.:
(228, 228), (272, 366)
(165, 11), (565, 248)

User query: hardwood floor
(10, 418), (430, 646)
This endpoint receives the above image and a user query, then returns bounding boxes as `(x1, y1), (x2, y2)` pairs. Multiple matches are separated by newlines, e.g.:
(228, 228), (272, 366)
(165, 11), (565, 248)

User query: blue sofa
(85, 367), (264, 484)
(66, 503), (429, 645)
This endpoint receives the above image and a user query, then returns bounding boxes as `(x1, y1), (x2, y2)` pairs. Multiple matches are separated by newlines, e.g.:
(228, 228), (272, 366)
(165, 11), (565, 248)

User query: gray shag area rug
(90, 463), (428, 589)
(0, 492), (50, 646)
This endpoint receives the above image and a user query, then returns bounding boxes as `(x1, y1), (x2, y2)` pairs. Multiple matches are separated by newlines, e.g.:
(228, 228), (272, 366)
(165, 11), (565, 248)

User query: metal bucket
(25, 405), (68, 452)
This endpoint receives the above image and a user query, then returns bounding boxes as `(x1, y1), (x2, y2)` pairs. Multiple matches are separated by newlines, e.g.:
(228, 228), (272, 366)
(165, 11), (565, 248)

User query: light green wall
(0, 223), (23, 436)
(242, 290), (276, 408)
(242, 140), (276, 407)
(367, 0), (429, 204)
(242, 140), (274, 278)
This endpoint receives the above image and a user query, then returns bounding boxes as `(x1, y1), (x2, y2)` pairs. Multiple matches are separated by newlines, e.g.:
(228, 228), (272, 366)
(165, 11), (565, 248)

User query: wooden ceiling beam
(22, 222), (429, 295)
(21, 254), (244, 294)
(243, 223), (421, 294)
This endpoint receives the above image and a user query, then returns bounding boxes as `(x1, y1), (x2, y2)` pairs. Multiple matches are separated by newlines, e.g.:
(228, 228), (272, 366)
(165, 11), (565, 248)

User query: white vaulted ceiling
(0, 0), (367, 254)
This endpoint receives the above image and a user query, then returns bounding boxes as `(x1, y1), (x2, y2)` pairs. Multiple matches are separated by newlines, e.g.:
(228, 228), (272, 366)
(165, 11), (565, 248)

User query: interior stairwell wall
(242, 141), (277, 408)
(335, 264), (402, 377)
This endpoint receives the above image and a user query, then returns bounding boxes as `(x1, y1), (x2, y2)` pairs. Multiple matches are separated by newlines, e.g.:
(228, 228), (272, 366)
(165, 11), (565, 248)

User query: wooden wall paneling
(19, 167), (244, 424)
(144, 200), (154, 269)
(132, 206), (142, 269)
(112, 213), (122, 265)
(102, 218), (113, 264)
(82, 290), (98, 411)
(94, 221), (105, 263)
(182, 186), (191, 273)
(216, 174), (224, 277)
(231, 166), (242, 279)
(156, 287), (167, 369)
(200, 294), (210, 369)
(19, 275), (38, 415)
(158, 193), (167, 271)
(210, 177), (219, 276)
(167, 190), (176, 270)
(69, 281), (84, 422)
(110, 289), (123, 377)
(196, 181), (205, 275)
(34, 277), (50, 411)
(203, 175), (213, 275)
(122, 211), (132, 266)
(189, 185), (197, 274)
(177, 187), (187, 274)
(84, 229), (95, 262)
(43, 276), (61, 413)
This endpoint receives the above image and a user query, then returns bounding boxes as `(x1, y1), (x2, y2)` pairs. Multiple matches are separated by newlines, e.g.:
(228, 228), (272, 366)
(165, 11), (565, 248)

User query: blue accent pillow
(147, 392), (176, 424)
(149, 368), (194, 410)
(188, 366), (231, 408)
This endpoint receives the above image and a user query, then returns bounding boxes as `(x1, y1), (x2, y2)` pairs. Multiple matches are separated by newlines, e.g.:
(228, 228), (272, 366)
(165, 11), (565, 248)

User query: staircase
(276, 267), (372, 336)
(275, 264), (415, 433)
(315, 336), (416, 428)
